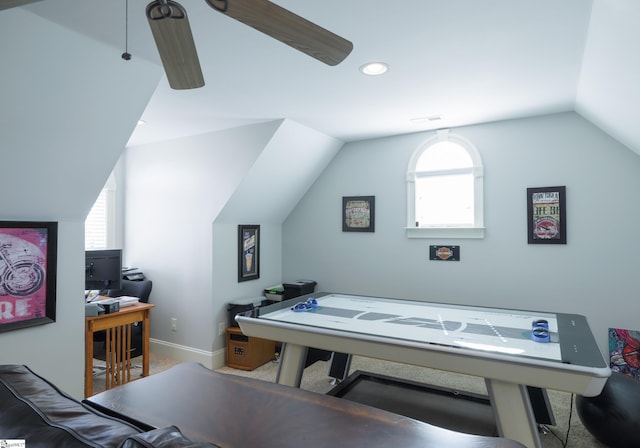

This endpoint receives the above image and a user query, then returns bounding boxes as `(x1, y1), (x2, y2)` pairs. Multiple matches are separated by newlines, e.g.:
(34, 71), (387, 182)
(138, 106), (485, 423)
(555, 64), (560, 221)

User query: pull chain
(122, 0), (132, 60)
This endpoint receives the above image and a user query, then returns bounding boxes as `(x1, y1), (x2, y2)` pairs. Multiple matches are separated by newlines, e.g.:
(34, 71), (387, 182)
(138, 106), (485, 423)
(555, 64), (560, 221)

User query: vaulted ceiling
(14, 0), (640, 156)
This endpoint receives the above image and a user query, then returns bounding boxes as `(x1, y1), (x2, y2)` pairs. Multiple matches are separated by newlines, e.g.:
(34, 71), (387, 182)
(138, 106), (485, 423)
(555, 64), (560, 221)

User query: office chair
(93, 279), (153, 369)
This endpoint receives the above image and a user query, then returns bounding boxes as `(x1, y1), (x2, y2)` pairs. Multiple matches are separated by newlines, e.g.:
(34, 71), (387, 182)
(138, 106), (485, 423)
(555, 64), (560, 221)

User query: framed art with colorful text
(527, 186), (566, 244)
(342, 196), (375, 232)
(609, 327), (640, 379)
(0, 221), (57, 333)
(238, 224), (260, 282)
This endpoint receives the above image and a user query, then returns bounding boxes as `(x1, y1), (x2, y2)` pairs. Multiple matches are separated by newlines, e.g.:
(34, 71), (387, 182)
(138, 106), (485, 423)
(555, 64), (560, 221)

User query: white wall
(211, 221), (282, 342)
(6, 0), (637, 399)
(124, 120), (342, 365)
(123, 122), (282, 364)
(0, 8), (160, 397)
(576, 0), (640, 155)
(0, 222), (85, 395)
(211, 119), (343, 353)
(282, 112), (640, 357)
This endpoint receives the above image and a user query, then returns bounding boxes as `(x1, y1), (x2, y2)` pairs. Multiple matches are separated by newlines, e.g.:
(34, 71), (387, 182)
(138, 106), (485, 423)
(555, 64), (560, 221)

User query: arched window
(406, 129), (484, 238)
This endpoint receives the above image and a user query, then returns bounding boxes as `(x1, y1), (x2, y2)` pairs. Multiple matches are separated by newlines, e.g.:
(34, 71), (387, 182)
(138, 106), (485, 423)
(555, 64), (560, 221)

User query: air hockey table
(236, 292), (610, 448)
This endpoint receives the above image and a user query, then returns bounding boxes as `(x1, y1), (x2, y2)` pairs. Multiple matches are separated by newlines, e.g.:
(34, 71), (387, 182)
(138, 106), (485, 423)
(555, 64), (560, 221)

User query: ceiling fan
(146, 0), (353, 90)
(0, 0), (44, 10)
(1, 0), (352, 90)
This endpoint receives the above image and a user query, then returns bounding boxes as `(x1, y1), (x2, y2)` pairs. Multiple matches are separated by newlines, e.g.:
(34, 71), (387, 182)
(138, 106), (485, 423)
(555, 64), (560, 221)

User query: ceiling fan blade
(206, 0), (352, 66)
(0, 0), (44, 11)
(146, 0), (205, 90)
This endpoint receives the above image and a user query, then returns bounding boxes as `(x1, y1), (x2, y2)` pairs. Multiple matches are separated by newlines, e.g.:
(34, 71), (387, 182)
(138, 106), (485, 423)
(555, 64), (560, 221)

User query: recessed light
(137, 120), (146, 126)
(359, 62), (389, 76)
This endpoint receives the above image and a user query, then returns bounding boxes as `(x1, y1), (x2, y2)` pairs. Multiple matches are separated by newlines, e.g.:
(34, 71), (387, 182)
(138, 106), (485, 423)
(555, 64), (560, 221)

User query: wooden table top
(85, 362), (524, 448)
(85, 301), (154, 322)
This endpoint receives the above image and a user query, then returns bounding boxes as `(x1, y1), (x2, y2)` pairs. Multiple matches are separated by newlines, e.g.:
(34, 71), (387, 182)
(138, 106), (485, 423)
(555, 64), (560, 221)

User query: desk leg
(84, 324), (93, 398)
(275, 343), (307, 387)
(142, 312), (150, 377)
(486, 378), (542, 448)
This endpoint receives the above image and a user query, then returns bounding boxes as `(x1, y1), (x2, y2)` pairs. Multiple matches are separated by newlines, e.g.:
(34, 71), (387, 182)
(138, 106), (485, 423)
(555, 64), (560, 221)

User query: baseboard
(150, 338), (226, 370)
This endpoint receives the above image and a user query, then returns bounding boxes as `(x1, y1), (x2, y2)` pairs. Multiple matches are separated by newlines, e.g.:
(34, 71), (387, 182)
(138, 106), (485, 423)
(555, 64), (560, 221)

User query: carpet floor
(215, 355), (607, 448)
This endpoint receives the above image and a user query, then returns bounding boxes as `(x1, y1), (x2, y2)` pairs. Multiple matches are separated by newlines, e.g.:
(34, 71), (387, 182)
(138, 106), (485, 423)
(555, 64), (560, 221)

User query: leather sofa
(2, 363), (526, 448)
(0, 364), (216, 447)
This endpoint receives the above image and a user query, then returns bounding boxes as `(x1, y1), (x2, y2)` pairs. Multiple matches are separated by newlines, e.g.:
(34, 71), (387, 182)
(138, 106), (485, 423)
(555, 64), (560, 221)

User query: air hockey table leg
(486, 378), (542, 448)
(275, 342), (307, 387)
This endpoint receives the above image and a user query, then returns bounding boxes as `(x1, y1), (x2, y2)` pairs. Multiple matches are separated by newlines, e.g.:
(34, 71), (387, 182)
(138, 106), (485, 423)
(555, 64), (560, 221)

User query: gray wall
(123, 122), (279, 360)
(282, 112), (640, 356)
(3, 4), (638, 397)
(123, 120), (342, 364)
(0, 8), (159, 397)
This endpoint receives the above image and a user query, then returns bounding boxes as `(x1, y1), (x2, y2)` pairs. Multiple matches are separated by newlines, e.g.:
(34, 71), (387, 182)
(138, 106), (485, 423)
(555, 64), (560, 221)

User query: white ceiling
(19, 0), (640, 155)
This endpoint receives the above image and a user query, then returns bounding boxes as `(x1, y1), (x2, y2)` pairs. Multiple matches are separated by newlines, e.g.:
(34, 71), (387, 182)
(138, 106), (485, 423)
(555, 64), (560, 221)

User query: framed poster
(238, 224), (259, 282)
(342, 196), (375, 232)
(0, 221), (57, 333)
(527, 186), (566, 244)
(609, 328), (640, 379)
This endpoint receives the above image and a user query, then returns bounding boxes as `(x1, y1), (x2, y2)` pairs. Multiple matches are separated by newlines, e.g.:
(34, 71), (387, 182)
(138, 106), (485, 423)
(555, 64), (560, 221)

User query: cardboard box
(226, 327), (275, 371)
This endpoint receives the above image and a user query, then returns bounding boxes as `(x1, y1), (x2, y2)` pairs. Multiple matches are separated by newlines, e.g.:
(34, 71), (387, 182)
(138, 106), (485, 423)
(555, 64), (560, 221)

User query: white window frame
(406, 129), (485, 239)
(85, 173), (117, 249)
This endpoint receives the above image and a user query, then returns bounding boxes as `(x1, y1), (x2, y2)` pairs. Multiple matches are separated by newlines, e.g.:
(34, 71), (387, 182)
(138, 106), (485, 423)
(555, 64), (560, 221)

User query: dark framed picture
(238, 224), (260, 282)
(342, 196), (375, 232)
(0, 221), (57, 333)
(429, 245), (460, 261)
(527, 186), (566, 244)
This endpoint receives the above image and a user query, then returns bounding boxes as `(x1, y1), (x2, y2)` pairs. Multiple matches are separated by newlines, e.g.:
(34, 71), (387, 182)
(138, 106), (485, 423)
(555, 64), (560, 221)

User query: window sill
(405, 227), (485, 239)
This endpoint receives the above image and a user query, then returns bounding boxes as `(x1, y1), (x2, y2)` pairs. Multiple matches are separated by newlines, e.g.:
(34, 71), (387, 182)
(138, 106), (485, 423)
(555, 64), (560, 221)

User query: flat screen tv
(85, 249), (122, 292)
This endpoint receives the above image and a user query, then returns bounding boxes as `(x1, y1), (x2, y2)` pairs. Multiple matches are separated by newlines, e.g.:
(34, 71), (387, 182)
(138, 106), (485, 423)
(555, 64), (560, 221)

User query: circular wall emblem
(436, 247), (453, 260)
(534, 217), (559, 239)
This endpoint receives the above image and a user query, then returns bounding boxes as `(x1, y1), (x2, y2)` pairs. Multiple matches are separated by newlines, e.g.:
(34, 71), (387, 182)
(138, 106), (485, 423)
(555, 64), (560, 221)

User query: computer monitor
(85, 249), (122, 292)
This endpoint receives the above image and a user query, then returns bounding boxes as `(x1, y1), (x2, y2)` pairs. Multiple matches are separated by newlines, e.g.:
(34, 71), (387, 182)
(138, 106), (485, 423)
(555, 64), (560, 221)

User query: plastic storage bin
(283, 280), (317, 300)
(227, 297), (264, 327)
(263, 284), (284, 302)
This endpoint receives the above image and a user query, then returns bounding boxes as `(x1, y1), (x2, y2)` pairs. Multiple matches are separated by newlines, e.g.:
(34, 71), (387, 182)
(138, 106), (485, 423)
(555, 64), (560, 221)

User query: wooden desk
(85, 362), (525, 448)
(85, 302), (154, 398)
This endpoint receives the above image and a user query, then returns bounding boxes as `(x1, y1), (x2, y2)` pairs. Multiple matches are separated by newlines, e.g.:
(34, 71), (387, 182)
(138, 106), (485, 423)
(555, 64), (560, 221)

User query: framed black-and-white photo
(0, 221), (57, 333)
(238, 224), (260, 282)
